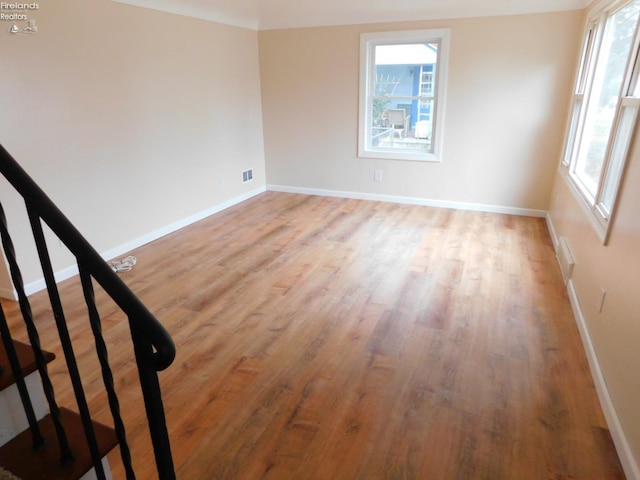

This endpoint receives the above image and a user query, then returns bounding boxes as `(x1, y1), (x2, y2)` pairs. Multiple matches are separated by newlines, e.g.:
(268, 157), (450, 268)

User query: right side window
(562, 0), (640, 242)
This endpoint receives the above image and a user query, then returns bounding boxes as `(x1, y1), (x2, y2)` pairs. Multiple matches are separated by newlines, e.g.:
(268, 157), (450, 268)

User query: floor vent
(556, 236), (574, 284)
(242, 169), (253, 183)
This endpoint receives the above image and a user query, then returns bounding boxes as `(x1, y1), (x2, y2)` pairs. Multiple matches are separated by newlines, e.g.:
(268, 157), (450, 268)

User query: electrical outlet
(242, 169), (253, 183)
(374, 169), (383, 182)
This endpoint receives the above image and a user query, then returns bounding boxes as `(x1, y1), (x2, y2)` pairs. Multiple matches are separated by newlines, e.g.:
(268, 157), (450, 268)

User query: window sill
(563, 169), (610, 245)
(358, 147), (441, 162)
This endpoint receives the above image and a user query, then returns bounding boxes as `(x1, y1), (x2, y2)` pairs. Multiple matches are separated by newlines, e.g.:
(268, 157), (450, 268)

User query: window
(359, 29), (450, 162)
(562, 0), (640, 242)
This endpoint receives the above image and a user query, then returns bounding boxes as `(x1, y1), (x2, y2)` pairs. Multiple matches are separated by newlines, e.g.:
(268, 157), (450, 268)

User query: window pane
(574, 0), (640, 197)
(370, 99), (434, 152)
(600, 105), (637, 214)
(563, 98), (583, 166)
(371, 43), (438, 154)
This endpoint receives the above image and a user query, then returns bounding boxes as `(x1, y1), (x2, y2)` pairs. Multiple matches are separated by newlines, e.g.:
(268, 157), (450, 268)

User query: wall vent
(556, 236), (574, 284)
(242, 169), (253, 183)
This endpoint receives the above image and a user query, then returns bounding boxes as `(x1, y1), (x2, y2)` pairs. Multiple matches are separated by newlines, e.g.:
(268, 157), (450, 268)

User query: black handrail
(0, 144), (176, 479)
(0, 144), (175, 371)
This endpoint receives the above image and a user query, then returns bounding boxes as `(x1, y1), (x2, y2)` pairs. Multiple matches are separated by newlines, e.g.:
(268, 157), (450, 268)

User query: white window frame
(561, 0), (640, 243)
(358, 29), (450, 162)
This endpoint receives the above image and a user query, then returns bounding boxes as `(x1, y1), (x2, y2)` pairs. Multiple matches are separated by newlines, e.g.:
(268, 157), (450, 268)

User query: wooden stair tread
(0, 340), (55, 392)
(0, 407), (118, 480)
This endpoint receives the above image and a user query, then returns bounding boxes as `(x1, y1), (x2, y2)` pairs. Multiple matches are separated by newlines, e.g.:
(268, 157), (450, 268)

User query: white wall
(259, 11), (583, 212)
(0, 0), (266, 292)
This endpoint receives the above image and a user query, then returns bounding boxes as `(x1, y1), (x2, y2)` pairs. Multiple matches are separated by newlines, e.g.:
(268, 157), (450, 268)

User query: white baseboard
(0, 286), (17, 301)
(97, 186), (266, 263)
(547, 214), (638, 479)
(545, 212), (560, 249)
(267, 184), (547, 218)
(22, 263), (81, 298)
(567, 280), (639, 480)
(1, 186), (266, 300)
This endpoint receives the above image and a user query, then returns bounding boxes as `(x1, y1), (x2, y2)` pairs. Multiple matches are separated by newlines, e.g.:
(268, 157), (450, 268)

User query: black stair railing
(0, 144), (176, 480)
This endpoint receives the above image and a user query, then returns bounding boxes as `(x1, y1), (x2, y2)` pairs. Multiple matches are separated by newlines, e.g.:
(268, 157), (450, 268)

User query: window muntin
(359, 30), (450, 162)
(562, 0), (640, 242)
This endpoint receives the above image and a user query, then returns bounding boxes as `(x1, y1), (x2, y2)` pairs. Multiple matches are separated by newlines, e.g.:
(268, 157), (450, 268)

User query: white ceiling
(113, 0), (592, 30)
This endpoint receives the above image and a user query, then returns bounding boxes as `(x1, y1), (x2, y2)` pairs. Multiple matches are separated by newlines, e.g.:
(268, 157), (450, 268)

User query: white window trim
(358, 29), (450, 162)
(560, 0), (640, 244)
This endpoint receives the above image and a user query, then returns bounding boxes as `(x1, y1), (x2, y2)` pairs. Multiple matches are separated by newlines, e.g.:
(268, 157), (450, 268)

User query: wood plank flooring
(1, 192), (625, 479)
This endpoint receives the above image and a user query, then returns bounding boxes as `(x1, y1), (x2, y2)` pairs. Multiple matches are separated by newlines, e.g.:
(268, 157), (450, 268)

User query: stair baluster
(27, 207), (108, 479)
(131, 323), (176, 480)
(0, 143), (176, 478)
(79, 265), (136, 480)
(0, 202), (75, 465)
(0, 303), (44, 450)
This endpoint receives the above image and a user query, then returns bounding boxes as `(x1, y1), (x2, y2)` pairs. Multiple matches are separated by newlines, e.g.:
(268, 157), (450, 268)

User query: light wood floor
(3, 192), (625, 479)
